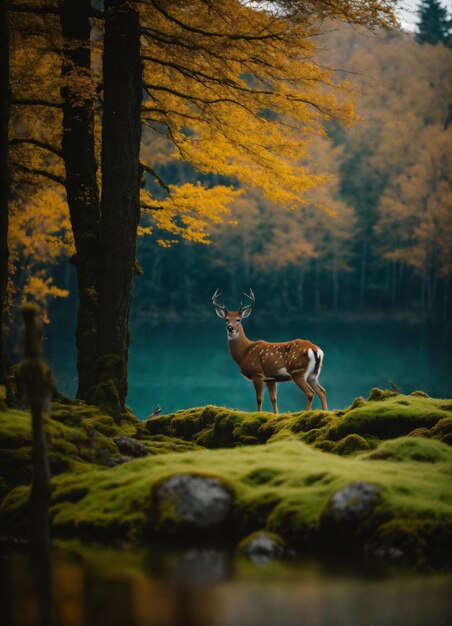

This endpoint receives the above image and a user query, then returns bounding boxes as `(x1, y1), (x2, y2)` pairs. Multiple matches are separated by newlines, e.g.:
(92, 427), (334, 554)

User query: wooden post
(21, 304), (52, 557)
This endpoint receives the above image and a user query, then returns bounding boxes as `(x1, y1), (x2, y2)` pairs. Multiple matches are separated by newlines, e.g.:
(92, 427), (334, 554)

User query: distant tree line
(130, 24), (452, 323)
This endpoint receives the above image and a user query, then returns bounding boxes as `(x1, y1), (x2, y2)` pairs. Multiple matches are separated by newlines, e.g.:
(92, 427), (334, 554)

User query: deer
(212, 289), (328, 414)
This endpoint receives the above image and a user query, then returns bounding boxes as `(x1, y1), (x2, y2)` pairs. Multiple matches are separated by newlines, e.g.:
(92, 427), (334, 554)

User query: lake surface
(1, 544), (450, 626)
(48, 317), (451, 418)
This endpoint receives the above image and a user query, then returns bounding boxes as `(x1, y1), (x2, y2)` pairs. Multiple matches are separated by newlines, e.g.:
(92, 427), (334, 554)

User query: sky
(397, 0), (451, 31)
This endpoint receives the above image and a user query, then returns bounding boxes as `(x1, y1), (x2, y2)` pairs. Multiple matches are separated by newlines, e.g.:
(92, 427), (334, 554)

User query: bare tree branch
(12, 98), (62, 108)
(9, 137), (62, 158)
(12, 161), (65, 185)
(140, 161), (170, 192)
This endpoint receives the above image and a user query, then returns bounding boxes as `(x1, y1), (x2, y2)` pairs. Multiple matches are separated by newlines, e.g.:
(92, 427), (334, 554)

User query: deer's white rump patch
(305, 348), (316, 382)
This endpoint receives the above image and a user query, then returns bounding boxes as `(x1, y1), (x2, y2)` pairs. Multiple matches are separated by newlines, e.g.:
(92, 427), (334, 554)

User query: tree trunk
(95, 0), (142, 419)
(0, 0), (10, 392)
(60, 0), (101, 401)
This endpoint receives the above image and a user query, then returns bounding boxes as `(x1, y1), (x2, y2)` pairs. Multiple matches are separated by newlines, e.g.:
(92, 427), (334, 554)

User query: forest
(5, 6), (452, 342)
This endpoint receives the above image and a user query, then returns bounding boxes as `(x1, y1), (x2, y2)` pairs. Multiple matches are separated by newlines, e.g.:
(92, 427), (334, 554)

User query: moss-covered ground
(1, 389), (451, 569)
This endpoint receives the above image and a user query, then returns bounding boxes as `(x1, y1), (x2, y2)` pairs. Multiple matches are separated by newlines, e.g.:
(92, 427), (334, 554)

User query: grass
(1, 389), (451, 568)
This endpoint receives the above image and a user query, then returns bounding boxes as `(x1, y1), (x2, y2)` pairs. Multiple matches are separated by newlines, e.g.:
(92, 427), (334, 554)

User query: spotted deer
(212, 289), (327, 414)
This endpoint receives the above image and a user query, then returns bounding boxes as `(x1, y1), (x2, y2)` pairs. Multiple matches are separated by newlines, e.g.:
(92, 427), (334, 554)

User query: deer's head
(212, 289), (254, 340)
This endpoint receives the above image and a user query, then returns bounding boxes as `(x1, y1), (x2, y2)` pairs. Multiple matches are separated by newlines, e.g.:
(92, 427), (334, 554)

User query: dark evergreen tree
(415, 0), (451, 47)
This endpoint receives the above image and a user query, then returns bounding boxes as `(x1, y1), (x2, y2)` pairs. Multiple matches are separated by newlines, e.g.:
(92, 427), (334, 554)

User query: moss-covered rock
(238, 530), (285, 563)
(321, 482), (381, 528)
(333, 434), (370, 455)
(430, 417), (452, 445)
(368, 388), (397, 401)
(313, 439), (336, 453)
(370, 518), (451, 569)
(365, 437), (452, 463)
(408, 427), (430, 439)
(113, 436), (149, 457)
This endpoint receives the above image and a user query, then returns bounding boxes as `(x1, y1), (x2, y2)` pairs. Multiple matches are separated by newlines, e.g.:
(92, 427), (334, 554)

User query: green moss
(86, 354), (123, 418)
(430, 418), (452, 442)
(408, 427), (430, 439)
(291, 411), (331, 433)
(52, 485), (90, 504)
(373, 518), (451, 569)
(85, 414), (117, 437)
(0, 484), (30, 536)
(368, 388), (398, 401)
(439, 433), (452, 446)
(267, 502), (318, 550)
(334, 434), (370, 455)
(365, 437), (452, 464)
(244, 467), (282, 486)
(139, 393), (450, 455)
(1, 391), (452, 568)
(236, 491), (282, 536)
(349, 397), (367, 409)
(326, 394), (449, 440)
(313, 440), (336, 453)
(300, 428), (323, 444)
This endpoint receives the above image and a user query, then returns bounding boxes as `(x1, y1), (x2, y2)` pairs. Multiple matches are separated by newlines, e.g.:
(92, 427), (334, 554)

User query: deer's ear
(215, 307), (227, 319)
(241, 307), (252, 319)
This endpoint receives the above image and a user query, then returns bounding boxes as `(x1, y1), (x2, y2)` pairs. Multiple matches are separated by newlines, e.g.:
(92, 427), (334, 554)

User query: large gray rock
(323, 482), (381, 525)
(113, 436), (149, 457)
(152, 474), (234, 535)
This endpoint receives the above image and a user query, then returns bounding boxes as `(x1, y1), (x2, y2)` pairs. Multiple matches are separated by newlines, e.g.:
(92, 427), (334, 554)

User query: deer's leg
(252, 377), (264, 412)
(309, 378), (328, 411)
(290, 372), (315, 411)
(266, 381), (278, 414)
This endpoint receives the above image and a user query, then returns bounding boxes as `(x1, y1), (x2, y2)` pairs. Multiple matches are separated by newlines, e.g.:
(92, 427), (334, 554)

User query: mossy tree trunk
(0, 0), (10, 393)
(60, 0), (101, 401)
(95, 0), (143, 420)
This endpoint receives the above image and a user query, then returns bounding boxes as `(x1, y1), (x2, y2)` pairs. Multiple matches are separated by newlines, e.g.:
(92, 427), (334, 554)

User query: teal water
(48, 318), (451, 418)
(126, 318), (451, 418)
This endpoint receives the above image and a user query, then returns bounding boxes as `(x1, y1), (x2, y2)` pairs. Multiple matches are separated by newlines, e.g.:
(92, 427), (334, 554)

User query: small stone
(113, 436), (149, 457)
(239, 531), (285, 564)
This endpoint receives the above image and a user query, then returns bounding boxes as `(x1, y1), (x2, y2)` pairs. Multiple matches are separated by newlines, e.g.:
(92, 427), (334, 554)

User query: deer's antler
(212, 288), (227, 313)
(239, 289), (255, 313)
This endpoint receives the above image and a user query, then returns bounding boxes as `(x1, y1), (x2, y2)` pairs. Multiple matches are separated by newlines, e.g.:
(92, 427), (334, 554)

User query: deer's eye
(237, 319), (241, 323)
